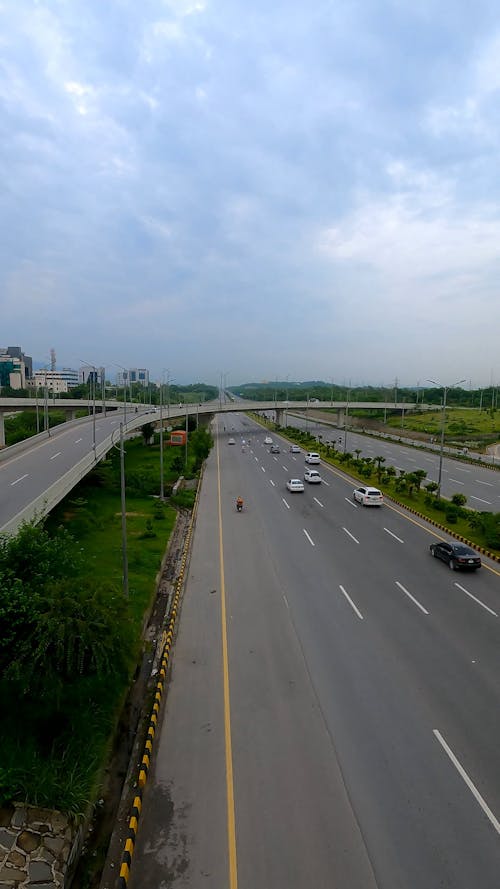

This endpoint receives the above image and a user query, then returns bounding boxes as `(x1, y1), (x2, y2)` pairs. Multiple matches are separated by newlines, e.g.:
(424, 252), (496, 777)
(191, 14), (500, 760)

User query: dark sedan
(429, 541), (481, 571)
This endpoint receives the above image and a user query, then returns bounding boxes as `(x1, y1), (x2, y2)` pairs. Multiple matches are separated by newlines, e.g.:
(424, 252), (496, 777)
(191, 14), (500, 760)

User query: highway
(0, 408), (153, 531)
(128, 414), (500, 889)
(282, 412), (500, 511)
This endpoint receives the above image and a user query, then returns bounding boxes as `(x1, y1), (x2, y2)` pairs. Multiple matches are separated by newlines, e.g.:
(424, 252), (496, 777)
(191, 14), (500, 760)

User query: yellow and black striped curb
(117, 480), (201, 888)
(383, 493), (500, 564)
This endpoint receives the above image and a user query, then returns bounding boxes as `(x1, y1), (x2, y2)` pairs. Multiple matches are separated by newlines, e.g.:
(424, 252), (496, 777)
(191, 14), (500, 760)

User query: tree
(0, 523), (82, 590)
(7, 578), (134, 698)
(413, 469), (427, 491)
(374, 455), (386, 481)
(451, 493), (467, 507)
(141, 422), (155, 445)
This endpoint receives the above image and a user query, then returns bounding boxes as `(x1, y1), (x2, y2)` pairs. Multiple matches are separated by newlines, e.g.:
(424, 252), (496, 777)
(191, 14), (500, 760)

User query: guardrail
(0, 413), (160, 535)
(0, 414), (92, 464)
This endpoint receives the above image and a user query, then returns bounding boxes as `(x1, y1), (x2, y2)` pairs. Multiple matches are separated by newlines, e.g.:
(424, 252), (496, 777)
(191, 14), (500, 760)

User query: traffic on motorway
(129, 411), (500, 889)
(277, 411), (500, 511)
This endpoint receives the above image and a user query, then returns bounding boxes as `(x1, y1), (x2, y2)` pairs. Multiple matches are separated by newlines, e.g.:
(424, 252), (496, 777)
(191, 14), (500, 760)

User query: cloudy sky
(1, 0), (499, 387)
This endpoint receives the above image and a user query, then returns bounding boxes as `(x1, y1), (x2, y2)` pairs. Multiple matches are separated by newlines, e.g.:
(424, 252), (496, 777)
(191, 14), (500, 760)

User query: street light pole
(44, 368), (50, 436)
(119, 423), (129, 598)
(427, 378), (466, 497)
(80, 360), (97, 455)
(160, 382), (164, 500)
(344, 387), (350, 453)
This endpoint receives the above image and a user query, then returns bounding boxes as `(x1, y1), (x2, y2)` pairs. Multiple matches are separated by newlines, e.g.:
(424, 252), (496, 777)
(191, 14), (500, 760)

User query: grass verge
(0, 432), (204, 814)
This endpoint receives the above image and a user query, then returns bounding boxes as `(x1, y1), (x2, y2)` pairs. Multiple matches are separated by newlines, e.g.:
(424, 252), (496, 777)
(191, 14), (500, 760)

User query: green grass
(0, 435), (198, 814)
(387, 407), (500, 441)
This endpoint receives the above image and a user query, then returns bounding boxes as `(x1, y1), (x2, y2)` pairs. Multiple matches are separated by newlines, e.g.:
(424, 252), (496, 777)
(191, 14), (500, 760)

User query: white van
(305, 452), (320, 464)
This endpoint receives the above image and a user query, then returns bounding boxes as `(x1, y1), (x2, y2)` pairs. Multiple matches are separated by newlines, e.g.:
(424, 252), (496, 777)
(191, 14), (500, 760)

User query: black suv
(429, 541), (481, 571)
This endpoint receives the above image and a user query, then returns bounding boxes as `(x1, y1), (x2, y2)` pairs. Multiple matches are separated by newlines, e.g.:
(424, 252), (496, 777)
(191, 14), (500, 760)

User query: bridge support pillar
(66, 409), (77, 421)
(337, 409), (345, 426)
(275, 408), (284, 426)
(0, 411), (5, 447)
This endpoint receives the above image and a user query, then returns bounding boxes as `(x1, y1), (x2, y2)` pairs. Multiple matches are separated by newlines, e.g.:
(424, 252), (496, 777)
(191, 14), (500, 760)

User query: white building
(116, 368), (150, 387)
(32, 368), (79, 393)
(79, 365), (105, 385)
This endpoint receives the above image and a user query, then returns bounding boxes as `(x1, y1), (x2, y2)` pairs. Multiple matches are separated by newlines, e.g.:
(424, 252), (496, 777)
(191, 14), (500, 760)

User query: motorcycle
(236, 499), (244, 512)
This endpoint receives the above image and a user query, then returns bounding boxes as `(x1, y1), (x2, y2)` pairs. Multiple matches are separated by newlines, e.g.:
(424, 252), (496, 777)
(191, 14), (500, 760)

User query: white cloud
(161, 0), (207, 17)
(424, 31), (500, 140)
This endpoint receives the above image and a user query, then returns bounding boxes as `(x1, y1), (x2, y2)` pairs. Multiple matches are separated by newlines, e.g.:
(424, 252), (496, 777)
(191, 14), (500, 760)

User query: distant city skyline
(1, 3), (499, 386)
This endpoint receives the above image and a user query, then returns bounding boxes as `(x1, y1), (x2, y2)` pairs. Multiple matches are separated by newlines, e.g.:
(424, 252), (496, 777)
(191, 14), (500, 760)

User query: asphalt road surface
(282, 411), (500, 511)
(0, 408), (153, 530)
(127, 414), (500, 889)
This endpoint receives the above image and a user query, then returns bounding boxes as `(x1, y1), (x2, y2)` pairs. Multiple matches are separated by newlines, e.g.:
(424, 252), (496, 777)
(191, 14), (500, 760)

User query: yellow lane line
(216, 426), (239, 889)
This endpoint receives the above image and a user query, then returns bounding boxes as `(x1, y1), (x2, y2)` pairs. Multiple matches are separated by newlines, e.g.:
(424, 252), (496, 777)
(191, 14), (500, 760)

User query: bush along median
(251, 415), (500, 561)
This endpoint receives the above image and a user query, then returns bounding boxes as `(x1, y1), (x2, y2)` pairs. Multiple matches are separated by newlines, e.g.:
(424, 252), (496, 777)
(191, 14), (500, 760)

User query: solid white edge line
(433, 729), (500, 835)
(395, 581), (429, 615)
(454, 582), (498, 617)
(343, 527), (360, 544)
(384, 527), (405, 544)
(282, 498), (290, 509)
(303, 529), (315, 546)
(339, 585), (363, 620)
(313, 497), (324, 508)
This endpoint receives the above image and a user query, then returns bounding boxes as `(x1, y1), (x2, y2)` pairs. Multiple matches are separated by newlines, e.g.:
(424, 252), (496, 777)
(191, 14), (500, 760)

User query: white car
(304, 468), (322, 484)
(304, 452), (320, 464)
(353, 486), (384, 506)
(264, 436), (273, 445)
(286, 478), (305, 492)
(228, 437), (236, 445)
(290, 445), (301, 453)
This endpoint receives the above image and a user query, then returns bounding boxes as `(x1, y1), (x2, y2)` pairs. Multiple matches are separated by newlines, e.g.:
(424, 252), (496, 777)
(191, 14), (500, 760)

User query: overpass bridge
(0, 397), (428, 447)
(0, 397), (430, 533)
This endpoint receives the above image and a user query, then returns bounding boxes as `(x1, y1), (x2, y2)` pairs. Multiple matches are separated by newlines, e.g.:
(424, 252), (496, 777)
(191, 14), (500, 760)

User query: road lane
(284, 412), (500, 509)
(128, 415), (500, 888)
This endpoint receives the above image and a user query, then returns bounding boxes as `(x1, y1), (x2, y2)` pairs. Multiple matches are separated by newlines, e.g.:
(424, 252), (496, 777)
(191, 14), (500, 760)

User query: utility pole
(160, 375), (165, 500)
(427, 378), (466, 497)
(120, 423), (129, 598)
